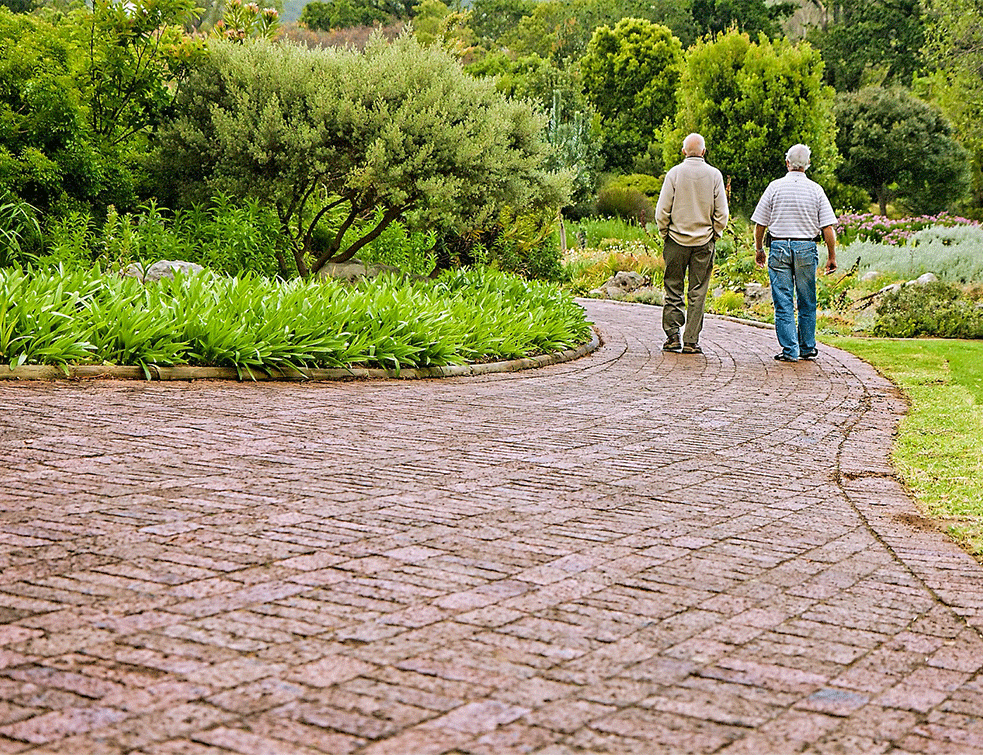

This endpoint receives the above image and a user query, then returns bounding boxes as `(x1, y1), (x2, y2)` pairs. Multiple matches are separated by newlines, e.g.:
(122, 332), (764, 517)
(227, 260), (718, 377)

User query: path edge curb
(0, 328), (601, 383)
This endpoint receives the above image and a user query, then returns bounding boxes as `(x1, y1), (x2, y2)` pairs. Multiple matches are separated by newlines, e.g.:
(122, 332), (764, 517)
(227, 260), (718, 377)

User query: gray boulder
(744, 282), (771, 305)
(122, 260), (207, 283)
(589, 270), (650, 299)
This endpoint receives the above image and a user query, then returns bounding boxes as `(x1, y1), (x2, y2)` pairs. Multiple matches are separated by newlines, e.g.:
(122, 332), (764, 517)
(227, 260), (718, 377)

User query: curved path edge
(831, 345), (983, 634)
(0, 328), (601, 383)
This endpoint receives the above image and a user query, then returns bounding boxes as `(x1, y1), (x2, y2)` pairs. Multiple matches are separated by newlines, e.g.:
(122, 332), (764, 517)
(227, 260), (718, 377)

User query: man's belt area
(770, 236), (820, 242)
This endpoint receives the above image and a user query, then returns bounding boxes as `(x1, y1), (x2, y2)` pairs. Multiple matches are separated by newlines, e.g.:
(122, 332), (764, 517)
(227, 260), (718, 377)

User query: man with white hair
(752, 143), (837, 362)
(655, 132), (729, 354)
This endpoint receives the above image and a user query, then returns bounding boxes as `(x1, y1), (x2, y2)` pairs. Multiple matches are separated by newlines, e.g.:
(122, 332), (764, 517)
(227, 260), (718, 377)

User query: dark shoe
(774, 353), (798, 362)
(681, 343), (702, 354)
(800, 350), (818, 361)
(663, 339), (681, 352)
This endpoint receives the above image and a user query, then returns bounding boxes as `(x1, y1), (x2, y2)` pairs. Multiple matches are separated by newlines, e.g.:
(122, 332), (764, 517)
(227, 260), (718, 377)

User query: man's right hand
(755, 248), (766, 268)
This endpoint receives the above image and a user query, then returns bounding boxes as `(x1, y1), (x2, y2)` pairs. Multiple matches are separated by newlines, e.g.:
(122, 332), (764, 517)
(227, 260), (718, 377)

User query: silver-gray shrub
(840, 225), (983, 283)
(155, 34), (570, 279)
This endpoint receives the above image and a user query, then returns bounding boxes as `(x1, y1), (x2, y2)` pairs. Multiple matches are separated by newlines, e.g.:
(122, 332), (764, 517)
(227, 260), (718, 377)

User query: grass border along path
(826, 336), (983, 561)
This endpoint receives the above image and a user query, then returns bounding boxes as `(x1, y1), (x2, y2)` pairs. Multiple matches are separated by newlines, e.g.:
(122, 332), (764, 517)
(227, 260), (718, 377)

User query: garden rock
(122, 260), (207, 283)
(319, 259), (403, 282)
(744, 283), (771, 305)
(915, 272), (938, 285)
(589, 270), (650, 299)
(861, 270), (881, 282)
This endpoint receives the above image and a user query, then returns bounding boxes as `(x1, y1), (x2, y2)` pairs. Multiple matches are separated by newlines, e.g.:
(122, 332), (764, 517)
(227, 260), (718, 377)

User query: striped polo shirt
(750, 171), (837, 238)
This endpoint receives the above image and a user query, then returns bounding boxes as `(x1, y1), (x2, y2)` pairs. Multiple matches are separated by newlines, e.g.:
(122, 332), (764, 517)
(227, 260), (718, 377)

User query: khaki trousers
(662, 237), (715, 345)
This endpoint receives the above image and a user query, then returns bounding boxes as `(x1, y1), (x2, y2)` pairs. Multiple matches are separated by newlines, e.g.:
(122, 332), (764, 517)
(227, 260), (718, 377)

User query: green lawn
(826, 337), (983, 559)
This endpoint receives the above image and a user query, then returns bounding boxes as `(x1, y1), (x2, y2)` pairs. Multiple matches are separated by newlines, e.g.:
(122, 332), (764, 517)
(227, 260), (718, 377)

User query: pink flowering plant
(836, 212), (980, 247)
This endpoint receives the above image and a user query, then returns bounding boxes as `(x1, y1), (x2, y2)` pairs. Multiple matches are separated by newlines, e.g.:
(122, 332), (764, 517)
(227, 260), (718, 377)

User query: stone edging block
(0, 328), (601, 383)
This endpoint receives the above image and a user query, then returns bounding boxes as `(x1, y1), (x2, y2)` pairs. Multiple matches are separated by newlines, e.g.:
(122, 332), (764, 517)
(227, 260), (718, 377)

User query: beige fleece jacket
(655, 156), (729, 247)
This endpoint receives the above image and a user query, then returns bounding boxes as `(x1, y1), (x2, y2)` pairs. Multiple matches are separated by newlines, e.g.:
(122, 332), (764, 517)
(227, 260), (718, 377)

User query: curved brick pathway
(1, 300), (982, 755)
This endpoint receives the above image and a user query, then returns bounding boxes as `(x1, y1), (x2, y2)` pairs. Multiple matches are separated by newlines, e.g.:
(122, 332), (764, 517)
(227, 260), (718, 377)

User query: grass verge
(825, 337), (983, 560)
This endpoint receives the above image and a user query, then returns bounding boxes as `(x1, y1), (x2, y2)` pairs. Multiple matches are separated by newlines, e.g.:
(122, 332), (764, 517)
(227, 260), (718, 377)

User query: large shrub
(0, 1), (199, 219)
(835, 87), (970, 216)
(155, 34), (569, 278)
(874, 281), (983, 339)
(665, 29), (836, 211)
(581, 18), (683, 173)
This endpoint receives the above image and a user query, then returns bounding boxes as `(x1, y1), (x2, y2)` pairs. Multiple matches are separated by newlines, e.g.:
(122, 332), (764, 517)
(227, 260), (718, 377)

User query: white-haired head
(682, 133), (706, 157)
(785, 144), (811, 171)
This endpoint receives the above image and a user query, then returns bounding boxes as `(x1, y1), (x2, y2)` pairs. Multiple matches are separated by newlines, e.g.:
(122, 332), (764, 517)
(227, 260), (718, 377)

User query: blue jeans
(768, 240), (818, 359)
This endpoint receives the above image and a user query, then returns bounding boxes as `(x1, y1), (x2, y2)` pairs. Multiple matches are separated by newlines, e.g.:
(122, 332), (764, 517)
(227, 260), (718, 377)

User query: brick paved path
(1, 299), (982, 755)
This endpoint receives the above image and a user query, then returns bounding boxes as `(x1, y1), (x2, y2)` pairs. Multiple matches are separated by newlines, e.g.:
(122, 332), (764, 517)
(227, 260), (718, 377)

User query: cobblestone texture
(0, 299), (981, 754)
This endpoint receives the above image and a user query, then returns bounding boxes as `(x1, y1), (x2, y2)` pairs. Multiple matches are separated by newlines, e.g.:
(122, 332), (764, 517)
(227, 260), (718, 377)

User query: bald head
(682, 133), (706, 157)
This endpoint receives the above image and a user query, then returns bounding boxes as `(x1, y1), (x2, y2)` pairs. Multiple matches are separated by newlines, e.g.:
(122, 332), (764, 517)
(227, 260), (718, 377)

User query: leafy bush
(0, 266), (592, 374)
(595, 186), (656, 224)
(156, 34), (567, 278)
(35, 197), (291, 277)
(710, 290), (744, 314)
(839, 224), (983, 284)
(436, 208), (564, 281)
(601, 173), (665, 199)
(873, 281), (983, 339)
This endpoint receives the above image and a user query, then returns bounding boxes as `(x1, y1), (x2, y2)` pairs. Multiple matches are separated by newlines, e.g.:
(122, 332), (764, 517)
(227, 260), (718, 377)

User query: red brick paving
(0, 299), (981, 754)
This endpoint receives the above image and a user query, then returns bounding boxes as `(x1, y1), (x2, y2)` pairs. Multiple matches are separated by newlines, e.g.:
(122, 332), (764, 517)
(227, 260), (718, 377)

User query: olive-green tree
(834, 87), (970, 215)
(155, 34), (568, 278)
(581, 17), (682, 174)
(665, 29), (837, 210)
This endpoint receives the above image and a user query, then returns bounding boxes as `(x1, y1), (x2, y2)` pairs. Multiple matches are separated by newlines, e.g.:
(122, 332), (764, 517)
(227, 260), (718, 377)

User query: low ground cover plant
(872, 281), (983, 339)
(839, 224), (983, 284)
(828, 337), (983, 560)
(0, 266), (592, 377)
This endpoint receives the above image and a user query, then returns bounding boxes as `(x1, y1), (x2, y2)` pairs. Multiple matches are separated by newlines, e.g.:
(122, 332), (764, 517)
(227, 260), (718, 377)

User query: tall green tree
(581, 17), (682, 174)
(156, 34), (568, 278)
(299, 0), (387, 30)
(690, 0), (795, 39)
(665, 29), (837, 210)
(807, 0), (924, 91)
(834, 87), (970, 215)
(923, 0), (983, 212)
(468, 0), (534, 46)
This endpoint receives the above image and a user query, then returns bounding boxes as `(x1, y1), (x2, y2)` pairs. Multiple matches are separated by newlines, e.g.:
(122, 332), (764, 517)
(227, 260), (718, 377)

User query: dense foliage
(665, 29), (836, 210)
(0, 266), (592, 374)
(835, 87), (970, 215)
(155, 34), (567, 278)
(873, 281), (983, 339)
(0, 1), (199, 220)
(581, 18), (682, 174)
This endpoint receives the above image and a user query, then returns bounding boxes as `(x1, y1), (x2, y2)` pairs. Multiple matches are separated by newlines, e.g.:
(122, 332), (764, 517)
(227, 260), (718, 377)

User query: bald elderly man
(655, 133), (729, 354)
